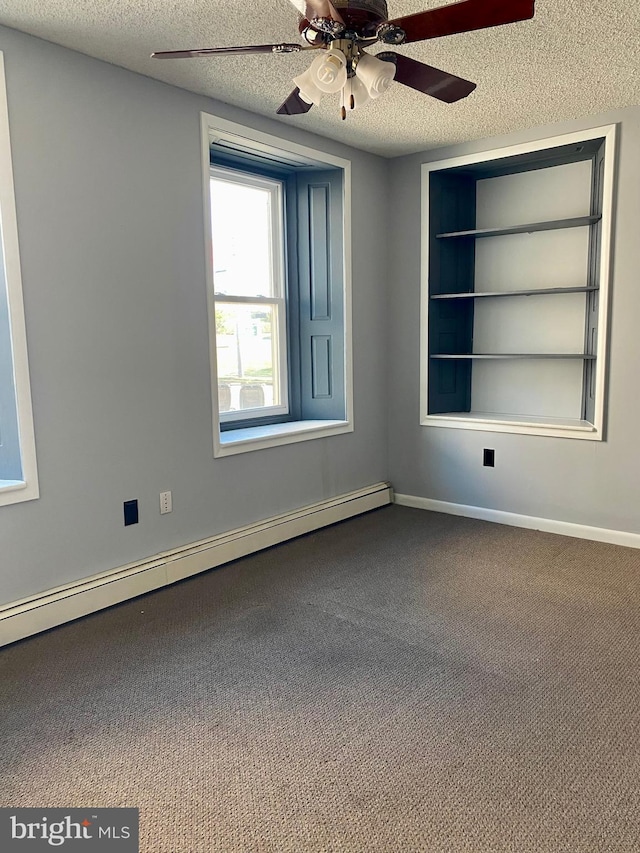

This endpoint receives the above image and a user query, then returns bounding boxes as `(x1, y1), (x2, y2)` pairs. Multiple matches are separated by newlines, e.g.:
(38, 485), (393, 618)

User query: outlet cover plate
(124, 499), (139, 526)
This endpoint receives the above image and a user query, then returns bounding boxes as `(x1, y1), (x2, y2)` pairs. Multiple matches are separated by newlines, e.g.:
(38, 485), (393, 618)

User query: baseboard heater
(0, 482), (392, 647)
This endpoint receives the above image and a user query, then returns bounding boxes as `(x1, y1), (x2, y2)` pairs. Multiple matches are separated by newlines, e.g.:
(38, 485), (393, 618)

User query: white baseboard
(394, 493), (640, 550)
(0, 482), (392, 647)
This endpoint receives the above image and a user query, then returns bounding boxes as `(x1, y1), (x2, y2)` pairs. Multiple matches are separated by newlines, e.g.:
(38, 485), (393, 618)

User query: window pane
(0, 216), (22, 480)
(215, 303), (281, 413)
(210, 177), (277, 298)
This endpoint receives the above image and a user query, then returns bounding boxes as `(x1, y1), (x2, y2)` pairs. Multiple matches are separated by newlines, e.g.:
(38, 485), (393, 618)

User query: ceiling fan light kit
(151, 0), (536, 120)
(354, 51), (396, 99)
(310, 49), (348, 93)
(292, 43), (395, 115)
(341, 75), (371, 110)
(292, 70), (324, 105)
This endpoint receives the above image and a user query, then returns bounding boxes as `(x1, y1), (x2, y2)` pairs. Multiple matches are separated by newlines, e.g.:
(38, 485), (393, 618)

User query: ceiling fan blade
(276, 88), (314, 116)
(386, 0), (535, 44)
(378, 52), (476, 103)
(151, 44), (305, 59)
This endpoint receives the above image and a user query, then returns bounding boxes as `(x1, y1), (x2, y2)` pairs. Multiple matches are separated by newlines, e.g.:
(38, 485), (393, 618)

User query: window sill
(0, 479), (25, 491)
(0, 478), (39, 507)
(215, 419), (352, 457)
(422, 412), (601, 440)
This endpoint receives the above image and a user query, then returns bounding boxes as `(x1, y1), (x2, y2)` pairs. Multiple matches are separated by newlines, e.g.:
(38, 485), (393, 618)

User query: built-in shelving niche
(422, 125), (616, 440)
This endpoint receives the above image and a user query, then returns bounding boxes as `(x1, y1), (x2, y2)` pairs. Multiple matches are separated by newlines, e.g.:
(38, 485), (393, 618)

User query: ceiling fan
(151, 0), (535, 120)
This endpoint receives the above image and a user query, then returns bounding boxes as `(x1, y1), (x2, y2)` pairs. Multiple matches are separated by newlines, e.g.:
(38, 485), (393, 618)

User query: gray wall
(387, 105), (640, 533)
(0, 26), (389, 606)
(3, 22), (638, 609)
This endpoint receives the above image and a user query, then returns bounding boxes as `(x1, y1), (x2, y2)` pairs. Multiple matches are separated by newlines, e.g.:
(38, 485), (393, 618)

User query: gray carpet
(2, 505), (640, 852)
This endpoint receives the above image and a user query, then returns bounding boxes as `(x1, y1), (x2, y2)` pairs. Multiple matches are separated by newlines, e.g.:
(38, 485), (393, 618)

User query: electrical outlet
(124, 499), (139, 526)
(483, 449), (495, 468)
(160, 491), (172, 514)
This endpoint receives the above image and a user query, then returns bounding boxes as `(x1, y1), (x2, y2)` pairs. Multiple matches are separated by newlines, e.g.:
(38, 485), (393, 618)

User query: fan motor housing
(334, 0), (389, 23)
(298, 0), (389, 40)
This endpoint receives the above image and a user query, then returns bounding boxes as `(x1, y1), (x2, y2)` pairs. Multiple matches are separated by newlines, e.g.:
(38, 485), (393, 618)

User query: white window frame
(0, 53), (38, 506)
(210, 166), (289, 423)
(201, 112), (353, 458)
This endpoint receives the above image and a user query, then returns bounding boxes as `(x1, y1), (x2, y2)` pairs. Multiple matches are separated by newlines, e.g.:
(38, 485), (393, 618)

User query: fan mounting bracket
(376, 23), (406, 44)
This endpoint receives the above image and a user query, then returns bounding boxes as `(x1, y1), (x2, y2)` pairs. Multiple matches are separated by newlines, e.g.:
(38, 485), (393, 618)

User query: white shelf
(431, 286), (598, 300)
(422, 410), (598, 439)
(436, 214), (601, 240)
(431, 411), (595, 429)
(430, 353), (596, 360)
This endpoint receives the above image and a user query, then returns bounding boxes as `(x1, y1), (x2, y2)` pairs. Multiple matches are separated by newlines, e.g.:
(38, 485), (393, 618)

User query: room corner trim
(394, 493), (640, 550)
(0, 482), (392, 647)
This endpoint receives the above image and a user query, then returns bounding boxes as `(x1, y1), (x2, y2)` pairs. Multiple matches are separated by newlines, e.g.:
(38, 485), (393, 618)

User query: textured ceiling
(0, 1), (638, 157)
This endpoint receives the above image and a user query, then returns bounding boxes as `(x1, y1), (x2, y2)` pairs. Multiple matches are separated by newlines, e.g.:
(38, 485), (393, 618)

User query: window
(210, 167), (289, 424)
(421, 124), (616, 440)
(0, 53), (38, 505)
(201, 114), (353, 457)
